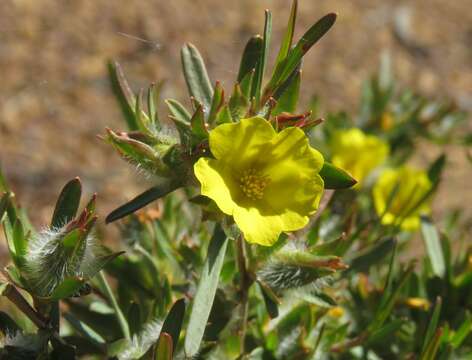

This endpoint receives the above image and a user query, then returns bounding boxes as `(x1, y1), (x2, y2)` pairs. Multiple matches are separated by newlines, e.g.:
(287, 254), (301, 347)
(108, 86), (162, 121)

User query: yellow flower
(194, 117), (324, 246)
(331, 128), (389, 186)
(373, 166), (432, 231)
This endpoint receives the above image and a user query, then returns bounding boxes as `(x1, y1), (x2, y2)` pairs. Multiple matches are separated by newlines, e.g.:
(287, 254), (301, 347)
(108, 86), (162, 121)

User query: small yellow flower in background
(373, 166), (432, 231)
(327, 306), (344, 318)
(405, 297), (430, 311)
(194, 117), (324, 246)
(330, 128), (389, 186)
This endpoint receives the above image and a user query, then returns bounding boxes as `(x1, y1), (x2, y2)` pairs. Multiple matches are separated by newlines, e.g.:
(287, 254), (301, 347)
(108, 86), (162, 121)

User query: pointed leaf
(108, 61), (138, 130)
(240, 69), (255, 100)
(165, 99), (191, 124)
(106, 182), (180, 223)
(190, 105), (209, 143)
(208, 81), (225, 126)
(184, 224), (229, 357)
(51, 178), (82, 229)
(50, 277), (85, 300)
(181, 43), (213, 109)
(160, 298), (186, 351)
(319, 162), (357, 189)
(265, 13), (336, 95)
(253, 10), (272, 104)
(274, 0), (298, 66)
(228, 83), (249, 121)
(273, 69), (301, 115)
(215, 104), (233, 124)
(427, 154), (446, 185)
(421, 297), (442, 354)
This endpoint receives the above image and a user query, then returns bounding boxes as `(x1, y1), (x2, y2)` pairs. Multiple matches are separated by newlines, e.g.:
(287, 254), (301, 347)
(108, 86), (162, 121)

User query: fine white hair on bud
(23, 224), (98, 297)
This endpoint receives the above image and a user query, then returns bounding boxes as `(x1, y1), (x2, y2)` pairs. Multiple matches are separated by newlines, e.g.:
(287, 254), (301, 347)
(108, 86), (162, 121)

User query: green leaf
(160, 298), (186, 351)
(257, 281), (280, 319)
(127, 302), (142, 336)
(51, 178), (82, 229)
(190, 105), (208, 144)
(265, 13), (336, 96)
(64, 313), (106, 345)
(0, 192), (10, 221)
(420, 328), (444, 360)
(421, 216), (446, 278)
(208, 81), (225, 126)
(228, 83), (249, 121)
(253, 10), (272, 104)
(181, 43), (213, 109)
(50, 277), (85, 300)
(427, 153), (446, 184)
(366, 319), (404, 347)
(184, 224), (229, 357)
(421, 297), (442, 355)
(345, 237), (396, 275)
(147, 83), (161, 131)
(108, 61), (138, 131)
(273, 69), (300, 115)
(155, 332), (173, 360)
(450, 312), (472, 349)
(237, 36), (263, 84)
(215, 104), (233, 125)
(165, 99), (191, 124)
(274, 0), (298, 67)
(12, 218), (27, 267)
(106, 181), (181, 223)
(240, 69), (255, 100)
(319, 162), (357, 189)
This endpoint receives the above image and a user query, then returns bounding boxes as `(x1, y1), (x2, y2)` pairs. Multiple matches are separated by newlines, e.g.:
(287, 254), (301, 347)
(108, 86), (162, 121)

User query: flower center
(239, 168), (270, 200)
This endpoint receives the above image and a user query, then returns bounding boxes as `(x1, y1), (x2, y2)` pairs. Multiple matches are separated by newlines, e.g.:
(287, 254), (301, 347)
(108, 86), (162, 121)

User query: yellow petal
(233, 205), (284, 246)
(209, 117), (275, 167)
(263, 127), (324, 215)
(194, 158), (238, 215)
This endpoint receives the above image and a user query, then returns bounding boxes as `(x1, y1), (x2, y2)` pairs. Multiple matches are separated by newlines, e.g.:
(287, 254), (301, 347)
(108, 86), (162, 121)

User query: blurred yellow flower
(331, 128), (389, 186)
(194, 117), (324, 246)
(373, 166), (432, 231)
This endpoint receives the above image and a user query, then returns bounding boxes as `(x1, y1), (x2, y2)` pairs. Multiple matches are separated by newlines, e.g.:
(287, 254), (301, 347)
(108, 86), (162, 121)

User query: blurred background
(0, 0), (471, 227)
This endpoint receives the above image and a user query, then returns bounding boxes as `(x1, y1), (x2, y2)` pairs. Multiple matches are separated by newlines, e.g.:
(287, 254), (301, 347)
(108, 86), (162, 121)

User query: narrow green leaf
(265, 13), (336, 95)
(215, 104), (233, 124)
(184, 224), (229, 357)
(12, 218), (27, 266)
(228, 83), (249, 121)
(345, 238), (396, 274)
(181, 43), (213, 109)
(64, 313), (106, 345)
(106, 181), (181, 223)
(273, 69), (301, 115)
(0, 192), (10, 221)
(108, 61), (138, 131)
(190, 105), (209, 143)
(147, 83), (161, 131)
(237, 36), (263, 83)
(319, 162), (357, 189)
(51, 178), (82, 229)
(420, 327), (444, 360)
(427, 154), (446, 184)
(257, 281), (280, 319)
(421, 216), (446, 278)
(165, 99), (191, 123)
(161, 298), (186, 351)
(155, 332), (173, 360)
(450, 312), (472, 349)
(240, 69), (255, 100)
(253, 10), (272, 104)
(208, 81), (225, 126)
(421, 297), (442, 355)
(50, 277), (85, 300)
(366, 319), (404, 347)
(274, 0), (298, 66)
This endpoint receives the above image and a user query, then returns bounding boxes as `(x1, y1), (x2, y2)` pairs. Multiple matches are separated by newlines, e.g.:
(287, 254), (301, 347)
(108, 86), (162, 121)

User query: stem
(97, 271), (131, 340)
(236, 235), (251, 355)
(3, 284), (47, 329)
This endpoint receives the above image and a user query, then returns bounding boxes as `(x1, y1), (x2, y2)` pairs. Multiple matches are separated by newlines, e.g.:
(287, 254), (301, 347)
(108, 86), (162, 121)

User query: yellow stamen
(240, 168), (270, 200)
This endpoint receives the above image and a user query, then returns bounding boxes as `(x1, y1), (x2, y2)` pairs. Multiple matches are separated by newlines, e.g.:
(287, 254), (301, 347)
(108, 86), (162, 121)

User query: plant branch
(97, 271), (131, 340)
(3, 284), (48, 329)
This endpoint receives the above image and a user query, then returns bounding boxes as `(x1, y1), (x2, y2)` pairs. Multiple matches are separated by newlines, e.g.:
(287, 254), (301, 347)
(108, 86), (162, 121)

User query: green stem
(97, 271), (131, 340)
(236, 235), (251, 355)
(4, 284), (47, 329)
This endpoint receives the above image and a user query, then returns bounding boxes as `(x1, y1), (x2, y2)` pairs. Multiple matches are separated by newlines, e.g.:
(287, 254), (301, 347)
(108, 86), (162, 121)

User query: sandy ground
(0, 0), (471, 231)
